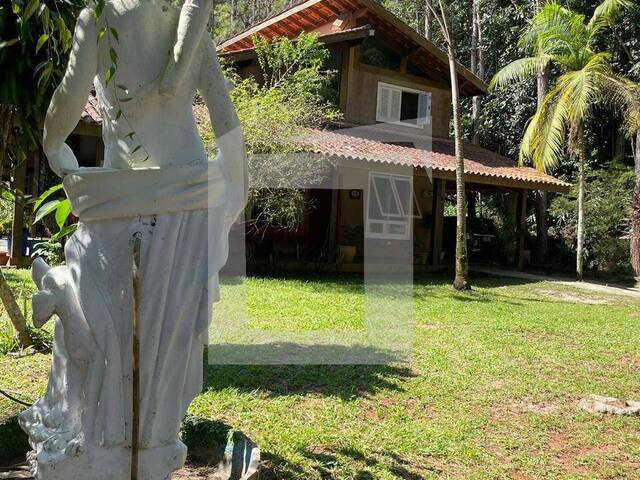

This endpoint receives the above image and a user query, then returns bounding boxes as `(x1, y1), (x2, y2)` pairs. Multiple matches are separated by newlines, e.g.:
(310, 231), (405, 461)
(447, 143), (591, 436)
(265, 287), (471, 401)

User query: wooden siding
(342, 46), (452, 138)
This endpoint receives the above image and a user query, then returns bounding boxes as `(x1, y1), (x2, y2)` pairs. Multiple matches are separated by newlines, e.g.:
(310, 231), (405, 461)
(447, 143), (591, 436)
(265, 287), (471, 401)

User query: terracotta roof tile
(80, 94), (102, 126)
(79, 98), (569, 192)
(302, 128), (570, 191)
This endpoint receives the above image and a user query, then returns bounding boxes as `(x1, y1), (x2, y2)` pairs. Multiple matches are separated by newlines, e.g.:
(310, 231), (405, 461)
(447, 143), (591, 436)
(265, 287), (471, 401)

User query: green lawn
(1, 271), (639, 479)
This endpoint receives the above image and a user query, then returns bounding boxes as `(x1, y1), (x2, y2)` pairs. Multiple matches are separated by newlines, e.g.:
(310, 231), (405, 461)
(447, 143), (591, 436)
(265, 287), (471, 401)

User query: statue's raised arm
(43, 8), (97, 177)
(161, 0), (213, 96)
(198, 35), (248, 224)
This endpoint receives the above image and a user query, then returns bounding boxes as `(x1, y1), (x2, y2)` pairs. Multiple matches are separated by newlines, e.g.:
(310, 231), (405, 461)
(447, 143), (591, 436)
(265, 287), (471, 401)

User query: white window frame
(365, 172), (422, 241)
(376, 82), (432, 129)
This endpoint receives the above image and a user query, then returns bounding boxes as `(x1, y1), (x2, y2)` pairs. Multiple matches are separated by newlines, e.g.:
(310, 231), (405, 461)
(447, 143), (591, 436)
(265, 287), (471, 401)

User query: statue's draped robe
(63, 163), (229, 448)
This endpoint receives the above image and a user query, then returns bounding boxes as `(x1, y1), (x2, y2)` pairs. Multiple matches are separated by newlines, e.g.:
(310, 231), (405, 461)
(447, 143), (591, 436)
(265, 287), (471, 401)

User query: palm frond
(588, 0), (633, 39)
(489, 55), (551, 91)
(520, 84), (571, 172)
(600, 73), (640, 137)
(521, 1), (589, 60)
(562, 52), (611, 124)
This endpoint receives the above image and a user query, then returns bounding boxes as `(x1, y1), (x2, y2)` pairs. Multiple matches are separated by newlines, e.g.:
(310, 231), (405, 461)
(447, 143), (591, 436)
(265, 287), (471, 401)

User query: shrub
(549, 162), (635, 276)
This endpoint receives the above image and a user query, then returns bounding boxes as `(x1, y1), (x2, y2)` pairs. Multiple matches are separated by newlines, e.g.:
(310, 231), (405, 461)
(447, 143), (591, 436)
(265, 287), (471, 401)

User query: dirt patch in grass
(515, 401), (561, 415)
(534, 289), (611, 305)
(510, 472), (536, 480)
(172, 465), (220, 479)
(617, 355), (640, 372)
(547, 430), (640, 477)
(491, 399), (563, 419)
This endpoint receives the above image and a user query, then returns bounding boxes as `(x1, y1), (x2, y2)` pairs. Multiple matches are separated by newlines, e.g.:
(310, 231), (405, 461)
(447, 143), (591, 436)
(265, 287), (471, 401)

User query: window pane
(393, 178), (412, 217)
(413, 192), (422, 218)
(400, 91), (419, 125)
(373, 175), (400, 216)
(388, 224), (407, 236)
(369, 222), (384, 234)
(417, 93), (430, 126)
(368, 185), (384, 220)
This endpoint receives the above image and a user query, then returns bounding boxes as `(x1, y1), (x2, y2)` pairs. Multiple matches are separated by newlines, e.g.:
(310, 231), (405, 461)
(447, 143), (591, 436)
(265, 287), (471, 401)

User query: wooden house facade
(217, 0), (569, 270)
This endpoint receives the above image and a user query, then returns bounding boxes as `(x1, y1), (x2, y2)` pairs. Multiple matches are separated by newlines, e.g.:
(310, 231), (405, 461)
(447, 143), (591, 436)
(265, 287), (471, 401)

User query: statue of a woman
(19, 1), (246, 478)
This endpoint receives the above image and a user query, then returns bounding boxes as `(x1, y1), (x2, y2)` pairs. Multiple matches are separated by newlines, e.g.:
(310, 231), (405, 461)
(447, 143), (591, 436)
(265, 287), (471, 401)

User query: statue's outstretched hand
(47, 143), (79, 178)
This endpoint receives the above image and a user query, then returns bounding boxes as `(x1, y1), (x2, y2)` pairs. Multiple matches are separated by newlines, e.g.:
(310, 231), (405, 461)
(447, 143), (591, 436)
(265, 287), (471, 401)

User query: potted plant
(338, 225), (363, 264)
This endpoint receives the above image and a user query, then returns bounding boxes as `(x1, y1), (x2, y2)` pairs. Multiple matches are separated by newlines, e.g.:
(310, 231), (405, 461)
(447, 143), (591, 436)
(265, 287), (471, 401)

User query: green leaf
(109, 47), (118, 65)
(116, 84), (128, 92)
(33, 199), (61, 224)
(0, 38), (19, 50)
(97, 27), (107, 42)
(95, 0), (105, 20)
(115, 109), (123, 120)
(37, 61), (53, 88)
(33, 183), (63, 211)
(54, 199), (72, 229)
(105, 65), (116, 85)
(34, 60), (49, 75)
(119, 97), (133, 103)
(110, 27), (119, 43)
(23, 0), (39, 21)
(36, 33), (49, 53)
(50, 224), (77, 241)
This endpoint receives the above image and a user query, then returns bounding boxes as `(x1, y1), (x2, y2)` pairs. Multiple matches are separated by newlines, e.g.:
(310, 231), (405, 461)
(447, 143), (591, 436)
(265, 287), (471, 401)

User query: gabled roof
(303, 128), (570, 192)
(80, 98), (569, 192)
(217, 0), (487, 97)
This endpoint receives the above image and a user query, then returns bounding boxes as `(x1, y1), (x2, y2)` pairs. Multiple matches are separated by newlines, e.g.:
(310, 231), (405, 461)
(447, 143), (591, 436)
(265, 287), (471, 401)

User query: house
(72, 0), (569, 271)
(216, 0), (569, 270)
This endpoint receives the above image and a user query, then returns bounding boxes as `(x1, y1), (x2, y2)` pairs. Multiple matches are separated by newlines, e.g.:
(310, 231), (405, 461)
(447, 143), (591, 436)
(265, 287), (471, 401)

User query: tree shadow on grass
(292, 447), (432, 480)
(260, 445), (433, 480)
(203, 344), (415, 399)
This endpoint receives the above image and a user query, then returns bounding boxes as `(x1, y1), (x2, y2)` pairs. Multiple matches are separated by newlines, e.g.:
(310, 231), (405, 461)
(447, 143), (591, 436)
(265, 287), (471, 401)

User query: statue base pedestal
(26, 441), (187, 480)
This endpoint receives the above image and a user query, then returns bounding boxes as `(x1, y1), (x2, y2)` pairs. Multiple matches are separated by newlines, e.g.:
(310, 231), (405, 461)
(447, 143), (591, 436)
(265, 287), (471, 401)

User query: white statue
(19, 1), (247, 478)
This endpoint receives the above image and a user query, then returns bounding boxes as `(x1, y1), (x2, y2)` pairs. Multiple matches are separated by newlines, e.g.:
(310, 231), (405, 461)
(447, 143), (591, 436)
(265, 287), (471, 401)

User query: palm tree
(425, 0), (470, 290)
(490, 0), (636, 281)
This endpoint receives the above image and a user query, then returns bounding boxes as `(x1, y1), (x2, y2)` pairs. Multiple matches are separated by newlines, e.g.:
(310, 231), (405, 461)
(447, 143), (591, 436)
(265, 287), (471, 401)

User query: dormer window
(376, 82), (431, 128)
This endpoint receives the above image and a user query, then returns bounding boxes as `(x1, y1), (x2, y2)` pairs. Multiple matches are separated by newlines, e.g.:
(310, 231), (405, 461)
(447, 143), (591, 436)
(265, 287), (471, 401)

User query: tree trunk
(631, 131), (640, 279)
(535, 191), (548, 265)
(10, 157), (27, 262)
(448, 43), (470, 290)
(470, 0), (483, 145)
(0, 269), (32, 348)
(0, 105), (13, 181)
(424, 0), (433, 40)
(0, 104), (32, 348)
(535, 64), (550, 265)
(576, 127), (586, 282)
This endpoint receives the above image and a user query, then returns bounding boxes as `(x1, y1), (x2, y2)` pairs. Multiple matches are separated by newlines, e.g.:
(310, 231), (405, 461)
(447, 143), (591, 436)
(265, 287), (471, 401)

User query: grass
(1, 271), (640, 478)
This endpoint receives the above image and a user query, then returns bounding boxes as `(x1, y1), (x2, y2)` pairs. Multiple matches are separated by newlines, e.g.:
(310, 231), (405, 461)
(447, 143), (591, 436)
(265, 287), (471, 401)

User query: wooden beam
(328, 168), (340, 262)
(516, 189), (527, 271)
(10, 155), (27, 263)
(220, 27), (374, 63)
(430, 178), (445, 267)
(339, 46), (357, 115)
